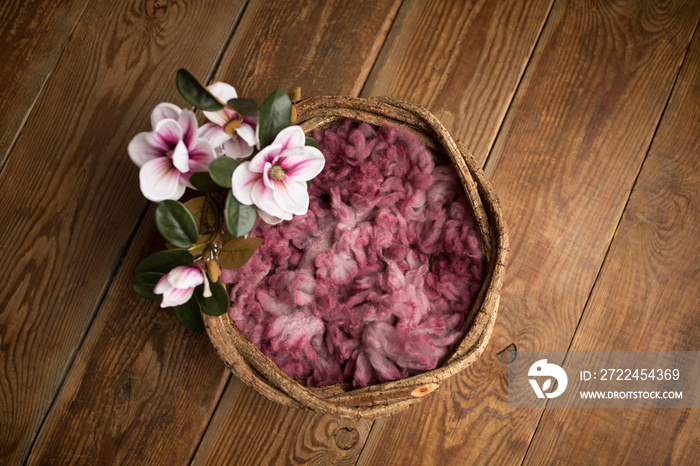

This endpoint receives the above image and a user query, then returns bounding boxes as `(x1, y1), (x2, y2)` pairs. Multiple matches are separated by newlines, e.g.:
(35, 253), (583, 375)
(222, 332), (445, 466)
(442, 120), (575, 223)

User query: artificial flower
(153, 266), (205, 308)
(231, 126), (325, 223)
(200, 82), (257, 159)
(128, 103), (215, 202)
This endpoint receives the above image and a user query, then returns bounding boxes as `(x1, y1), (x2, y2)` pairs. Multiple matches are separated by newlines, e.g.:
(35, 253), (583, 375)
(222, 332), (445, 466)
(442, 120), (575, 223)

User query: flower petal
(167, 266), (204, 289)
(274, 125), (306, 152)
(139, 157), (186, 202)
(280, 147), (325, 181)
(186, 139), (215, 173)
(257, 208), (283, 225)
(251, 178), (292, 220)
(153, 275), (173, 295)
(151, 119), (183, 151)
(198, 123), (231, 149)
(171, 140), (190, 173)
(151, 103), (181, 128)
(272, 179), (309, 215)
(178, 110), (199, 147)
(262, 161), (275, 191)
(248, 143), (281, 173)
(222, 137), (254, 159)
(202, 82), (239, 126)
(235, 121), (257, 146)
(207, 82), (238, 102)
(128, 132), (161, 167)
(231, 162), (261, 205)
(160, 287), (194, 308)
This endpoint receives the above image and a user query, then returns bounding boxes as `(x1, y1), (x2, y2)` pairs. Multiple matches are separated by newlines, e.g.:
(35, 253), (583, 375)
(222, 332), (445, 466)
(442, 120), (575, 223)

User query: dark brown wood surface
(1, 0), (698, 464)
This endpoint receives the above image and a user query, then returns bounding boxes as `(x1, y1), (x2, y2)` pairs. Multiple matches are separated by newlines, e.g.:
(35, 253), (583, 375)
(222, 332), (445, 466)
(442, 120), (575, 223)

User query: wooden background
(1, 0), (698, 464)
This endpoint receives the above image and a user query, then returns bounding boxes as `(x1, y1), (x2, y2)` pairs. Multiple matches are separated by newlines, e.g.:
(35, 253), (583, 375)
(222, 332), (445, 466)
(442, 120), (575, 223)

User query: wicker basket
(203, 96), (508, 419)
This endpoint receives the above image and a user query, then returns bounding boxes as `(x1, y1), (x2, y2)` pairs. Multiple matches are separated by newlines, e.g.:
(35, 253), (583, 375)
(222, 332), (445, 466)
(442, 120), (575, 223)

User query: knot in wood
(145, 0), (168, 19)
(334, 427), (359, 450)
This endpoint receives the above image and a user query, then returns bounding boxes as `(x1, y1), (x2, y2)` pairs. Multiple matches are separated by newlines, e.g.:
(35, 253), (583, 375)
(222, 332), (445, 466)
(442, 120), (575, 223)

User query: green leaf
(135, 249), (193, 275)
(175, 69), (223, 111)
(173, 298), (205, 332)
(132, 272), (165, 300)
(218, 236), (263, 269)
(258, 87), (292, 147)
(227, 98), (258, 117)
(194, 282), (229, 316)
(224, 191), (256, 237)
(305, 137), (319, 149)
(209, 157), (238, 189)
(155, 200), (199, 248)
(189, 171), (223, 193)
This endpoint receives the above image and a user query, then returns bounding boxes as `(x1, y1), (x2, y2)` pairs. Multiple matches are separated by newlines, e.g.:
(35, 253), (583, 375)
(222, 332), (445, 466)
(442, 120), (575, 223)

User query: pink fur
(222, 120), (484, 387)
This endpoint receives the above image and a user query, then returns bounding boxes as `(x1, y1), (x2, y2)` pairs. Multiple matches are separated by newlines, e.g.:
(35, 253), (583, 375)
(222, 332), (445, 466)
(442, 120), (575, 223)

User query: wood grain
(22, 0), (402, 464)
(357, 1), (700, 464)
(212, 0), (402, 102)
(523, 24), (700, 465)
(0, 0), (88, 167)
(25, 207), (230, 465)
(192, 378), (371, 466)
(0, 0), (246, 462)
(362, 0), (554, 164)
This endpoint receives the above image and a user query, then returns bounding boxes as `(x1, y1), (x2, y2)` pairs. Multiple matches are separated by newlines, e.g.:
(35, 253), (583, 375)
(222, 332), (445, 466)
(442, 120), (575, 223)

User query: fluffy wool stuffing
(221, 120), (485, 387)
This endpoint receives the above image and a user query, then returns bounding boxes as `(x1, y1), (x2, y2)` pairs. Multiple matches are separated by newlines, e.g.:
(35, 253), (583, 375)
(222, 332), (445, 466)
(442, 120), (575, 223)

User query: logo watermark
(508, 351), (699, 408)
(528, 359), (568, 398)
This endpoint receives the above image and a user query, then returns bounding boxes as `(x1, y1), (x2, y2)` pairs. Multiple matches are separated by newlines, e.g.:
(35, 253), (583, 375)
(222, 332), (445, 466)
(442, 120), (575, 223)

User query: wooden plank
(191, 379), (372, 466)
(523, 24), (700, 465)
(190, 1), (403, 463)
(362, 0), (555, 164)
(211, 0), (402, 102)
(0, 0), (88, 166)
(357, 1), (700, 464)
(25, 0), (402, 464)
(26, 208), (230, 465)
(0, 0), (247, 462)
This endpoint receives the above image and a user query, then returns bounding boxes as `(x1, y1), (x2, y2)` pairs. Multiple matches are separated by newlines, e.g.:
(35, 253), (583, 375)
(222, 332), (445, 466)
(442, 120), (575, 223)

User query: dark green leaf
(218, 236), (263, 269)
(224, 191), (256, 237)
(194, 282), (229, 316)
(135, 249), (193, 275)
(173, 298), (205, 332)
(305, 137), (319, 149)
(209, 157), (238, 188)
(155, 200), (199, 248)
(258, 87), (292, 147)
(175, 68), (223, 111)
(132, 272), (165, 300)
(189, 171), (223, 193)
(227, 98), (258, 117)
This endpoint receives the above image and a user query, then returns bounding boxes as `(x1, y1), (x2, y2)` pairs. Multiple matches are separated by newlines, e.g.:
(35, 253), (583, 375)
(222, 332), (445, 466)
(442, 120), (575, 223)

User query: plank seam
(0, 0), (92, 176)
(21, 1), (252, 463)
(481, 0), (556, 171)
(518, 14), (700, 466)
(355, 2), (554, 463)
(20, 200), (152, 466)
(186, 373), (232, 466)
(357, 0), (405, 98)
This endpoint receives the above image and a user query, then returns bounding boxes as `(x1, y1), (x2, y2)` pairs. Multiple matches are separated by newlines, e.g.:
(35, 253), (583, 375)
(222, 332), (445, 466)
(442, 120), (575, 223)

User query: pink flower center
(269, 165), (286, 181)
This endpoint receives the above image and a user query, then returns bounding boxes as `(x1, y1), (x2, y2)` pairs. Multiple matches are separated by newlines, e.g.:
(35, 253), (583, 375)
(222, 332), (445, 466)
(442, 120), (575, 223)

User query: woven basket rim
(204, 95), (509, 419)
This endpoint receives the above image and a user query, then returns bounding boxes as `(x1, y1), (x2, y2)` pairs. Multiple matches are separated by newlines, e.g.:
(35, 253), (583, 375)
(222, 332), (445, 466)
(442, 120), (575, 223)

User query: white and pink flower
(231, 126), (325, 224)
(128, 103), (215, 202)
(199, 82), (257, 159)
(154, 265), (206, 308)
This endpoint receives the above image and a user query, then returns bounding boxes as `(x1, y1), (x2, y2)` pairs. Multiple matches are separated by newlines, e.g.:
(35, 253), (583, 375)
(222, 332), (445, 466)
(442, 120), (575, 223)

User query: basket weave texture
(203, 96), (509, 419)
